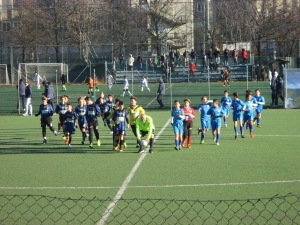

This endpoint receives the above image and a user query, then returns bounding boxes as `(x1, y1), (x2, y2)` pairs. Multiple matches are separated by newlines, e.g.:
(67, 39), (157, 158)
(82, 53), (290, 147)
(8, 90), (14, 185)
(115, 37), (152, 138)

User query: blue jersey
(197, 102), (212, 119)
(37, 104), (54, 119)
(86, 103), (101, 122)
(95, 97), (108, 105)
(55, 103), (68, 122)
(113, 109), (128, 131)
(103, 101), (113, 117)
(64, 111), (77, 132)
(245, 96), (257, 104)
(253, 95), (265, 111)
(171, 108), (185, 125)
(220, 96), (232, 113)
(231, 99), (245, 114)
(98, 103), (106, 115)
(75, 105), (87, 124)
(243, 101), (256, 120)
(207, 106), (225, 124)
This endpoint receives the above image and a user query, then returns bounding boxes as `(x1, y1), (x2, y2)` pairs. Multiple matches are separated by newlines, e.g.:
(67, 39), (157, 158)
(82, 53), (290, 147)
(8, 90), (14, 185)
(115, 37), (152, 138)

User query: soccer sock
(82, 132), (86, 141)
(253, 117), (257, 122)
(182, 137), (186, 144)
(216, 134), (220, 142)
(187, 136), (192, 145)
(29, 105), (32, 114)
(128, 91), (132, 95)
(95, 130), (99, 140)
(122, 91), (125, 96)
(234, 126), (237, 134)
(141, 87), (143, 91)
(149, 138), (154, 149)
(249, 124), (253, 132)
(175, 139), (179, 146)
(58, 123), (61, 132)
(178, 139), (182, 146)
(147, 87), (150, 91)
(108, 124), (112, 131)
(240, 126), (244, 134)
(201, 132), (204, 141)
(257, 118), (260, 124)
(69, 135), (72, 144)
(224, 117), (227, 123)
(120, 139), (124, 147)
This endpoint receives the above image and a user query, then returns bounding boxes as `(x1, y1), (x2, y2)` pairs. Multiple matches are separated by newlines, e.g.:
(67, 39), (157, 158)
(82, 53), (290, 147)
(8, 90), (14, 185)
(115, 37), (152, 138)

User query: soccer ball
(141, 140), (148, 147)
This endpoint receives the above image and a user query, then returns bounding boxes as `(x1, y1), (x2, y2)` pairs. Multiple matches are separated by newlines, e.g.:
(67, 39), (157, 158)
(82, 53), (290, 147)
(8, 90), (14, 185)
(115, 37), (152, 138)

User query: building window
(2, 21), (11, 32)
(197, 2), (204, 12)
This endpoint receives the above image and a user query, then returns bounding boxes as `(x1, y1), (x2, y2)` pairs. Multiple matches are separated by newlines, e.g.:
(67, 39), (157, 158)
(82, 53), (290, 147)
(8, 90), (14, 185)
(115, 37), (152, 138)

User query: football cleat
(89, 143), (93, 149)
(113, 145), (119, 151)
(123, 142), (127, 148)
(241, 134), (245, 138)
(97, 140), (101, 146)
(216, 142), (220, 145)
(250, 132), (254, 138)
(235, 134), (238, 139)
(200, 140), (205, 144)
(187, 144), (191, 149)
(68, 144), (72, 148)
(138, 149), (144, 153)
(174, 146), (179, 151)
(257, 125), (261, 128)
(43, 139), (47, 144)
(119, 148), (123, 152)
(213, 136), (216, 142)
(81, 141), (84, 145)
(224, 123), (227, 128)
(62, 136), (66, 140)
(136, 143), (140, 148)
(54, 131), (58, 136)
(148, 149), (153, 154)
(253, 120), (256, 125)
(197, 128), (202, 135)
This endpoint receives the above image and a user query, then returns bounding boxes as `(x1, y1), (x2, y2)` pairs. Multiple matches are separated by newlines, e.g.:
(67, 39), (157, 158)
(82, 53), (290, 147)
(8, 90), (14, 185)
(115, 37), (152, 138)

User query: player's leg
(187, 121), (193, 148)
(216, 127), (221, 145)
(182, 121), (188, 147)
(130, 125), (140, 148)
(41, 121), (47, 144)
(113, 130), (120, 150)
(93, 121), (100, 146)
(119, 132), (124, 152)
(174, 125), (180, 150)
(149, 131), (154, 153)
(88, 122), (94, 148)
(141, 84), (144, 92)
(127, 88), (132, 96)
(256, 111), (262, 127)
(239, 117), (244, 138)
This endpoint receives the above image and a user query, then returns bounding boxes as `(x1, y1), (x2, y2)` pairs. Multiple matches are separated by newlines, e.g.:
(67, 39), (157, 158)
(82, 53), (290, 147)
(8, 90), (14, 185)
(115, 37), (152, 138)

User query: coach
(157, 77), (165, 108)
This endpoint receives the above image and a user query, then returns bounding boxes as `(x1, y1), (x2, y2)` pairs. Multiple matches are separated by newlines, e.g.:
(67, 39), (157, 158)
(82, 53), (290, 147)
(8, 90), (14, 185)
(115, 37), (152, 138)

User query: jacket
(157, 81), (165, 95)
(25, 84), (32, 98)
(17, 81), (26, 95)
(241, 50), (247, 59)
(189, 63), (196, 72)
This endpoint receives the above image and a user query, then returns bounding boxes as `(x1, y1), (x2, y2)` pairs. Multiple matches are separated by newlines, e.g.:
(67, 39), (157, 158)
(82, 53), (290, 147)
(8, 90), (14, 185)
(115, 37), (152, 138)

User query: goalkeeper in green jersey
(135, 113), (155, 154)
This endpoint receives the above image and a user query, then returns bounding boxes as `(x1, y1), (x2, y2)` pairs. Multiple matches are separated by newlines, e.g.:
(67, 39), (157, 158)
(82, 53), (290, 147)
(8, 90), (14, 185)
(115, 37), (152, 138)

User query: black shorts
(123, 88), (129, 92)
(140, 129), (155, 138)
(183, 120), (193, 129)
(41, 117), (53, 127)
(79, 122), (87, 130)
(88, 120), (98, 129)
(114, 130), (126, 136)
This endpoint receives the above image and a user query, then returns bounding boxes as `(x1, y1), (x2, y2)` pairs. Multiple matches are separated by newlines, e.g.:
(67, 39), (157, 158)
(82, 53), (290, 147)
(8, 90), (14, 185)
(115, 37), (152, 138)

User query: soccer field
(0, 81), (299, 224)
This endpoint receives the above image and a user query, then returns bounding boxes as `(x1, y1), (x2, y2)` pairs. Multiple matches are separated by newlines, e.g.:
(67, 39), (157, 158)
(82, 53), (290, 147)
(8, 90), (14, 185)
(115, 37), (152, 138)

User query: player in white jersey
(107, 73), (115, 91)
(140, 76), (150, 92)
(121, 76), (132, 97)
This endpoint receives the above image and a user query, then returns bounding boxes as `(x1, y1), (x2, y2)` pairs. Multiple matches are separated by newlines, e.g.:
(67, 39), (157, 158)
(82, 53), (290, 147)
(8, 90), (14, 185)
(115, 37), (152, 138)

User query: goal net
(284, 69), (300, 109)
(18, 63), (68, 84)
(0, 64), (9, 84)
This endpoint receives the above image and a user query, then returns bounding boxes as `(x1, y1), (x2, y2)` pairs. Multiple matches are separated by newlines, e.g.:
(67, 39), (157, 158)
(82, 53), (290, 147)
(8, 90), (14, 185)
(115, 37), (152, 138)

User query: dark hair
(246, 93), (251, 99)
(119, 101), (124, 106)
(115, 98), (120, 103)
(174, 100), (180, 104)
(224, 90), (228, 93)
(233, 92), (239, 97)
(130, 96), (137, 101)
(213, 99), (219, 103)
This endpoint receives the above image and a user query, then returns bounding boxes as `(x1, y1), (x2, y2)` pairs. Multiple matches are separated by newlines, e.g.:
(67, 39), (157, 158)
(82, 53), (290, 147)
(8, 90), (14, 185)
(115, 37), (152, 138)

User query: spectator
(255, 64), (260, 81)
(161, 62), (166, 76)
(241, 48), (248, 64)
(183, 49), (189, 66)
(189, 61), (196, 79)
(213, 47), (221, 67)
(160, 54), (165, 64)
(169, 49), (175, 62)
(273, 69), (278, 78)
(153, 56), (158, 69)
(128, 54), (134, 71)
(201, 51), (207, 69)
(190, 49), (197, 63)
(16, 78), (26, 112)
(260, 64), (265, 81)
(42, 81), (55, 110)
(137, 53), (143, 71)
(23, 81), (33, 116)
(274, 74), (284, 107)
(175, 50), (180, 66)
(206, 48), (213, 64)
(119, 54), (124, 70)
(223, 48), (229, 66)
(157, 77), (165, 108)
(33, 71), (43, 89)
(270, 73), (276, 106)
(232, 49), (238, 65)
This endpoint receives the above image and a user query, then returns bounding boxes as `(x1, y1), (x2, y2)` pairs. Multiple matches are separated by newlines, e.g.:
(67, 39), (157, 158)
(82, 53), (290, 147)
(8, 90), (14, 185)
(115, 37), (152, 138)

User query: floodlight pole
(170, 64), (172, 112)
(131, 68), (133, 95)
(93, 68), (96, 102)
(207, 59), (210, 100)
(246, 64), (248, 90)
(56, 69), (58, 105)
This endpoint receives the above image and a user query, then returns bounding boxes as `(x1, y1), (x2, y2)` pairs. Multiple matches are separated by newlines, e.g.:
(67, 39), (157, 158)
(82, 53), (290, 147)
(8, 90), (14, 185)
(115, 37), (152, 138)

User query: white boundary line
(145, 84), (174, 108)
(1, 180), (300, 190)
(97, 118), (171, 225)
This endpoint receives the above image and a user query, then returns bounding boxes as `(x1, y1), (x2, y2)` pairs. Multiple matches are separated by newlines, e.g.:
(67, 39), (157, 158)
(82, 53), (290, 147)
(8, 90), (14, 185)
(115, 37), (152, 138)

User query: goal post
(0, 64), (10, 84)
(284, 68), (300, 109)
(18, 63), (68, 84)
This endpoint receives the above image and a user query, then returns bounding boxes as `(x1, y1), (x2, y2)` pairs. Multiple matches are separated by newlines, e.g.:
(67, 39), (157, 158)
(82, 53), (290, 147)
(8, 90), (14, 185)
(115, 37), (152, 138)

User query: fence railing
(0, 193), (299, 225)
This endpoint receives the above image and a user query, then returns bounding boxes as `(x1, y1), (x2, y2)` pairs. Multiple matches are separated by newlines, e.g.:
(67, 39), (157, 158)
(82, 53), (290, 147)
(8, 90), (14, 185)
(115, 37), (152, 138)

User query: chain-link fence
(0, 193), (299, 224)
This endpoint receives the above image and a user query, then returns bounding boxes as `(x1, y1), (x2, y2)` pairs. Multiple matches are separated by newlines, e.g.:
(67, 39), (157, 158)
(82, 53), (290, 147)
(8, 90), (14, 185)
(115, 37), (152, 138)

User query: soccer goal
(284, 68), (300, 109)
(18, 63), (68, 84)
(0, 64), (10, 84)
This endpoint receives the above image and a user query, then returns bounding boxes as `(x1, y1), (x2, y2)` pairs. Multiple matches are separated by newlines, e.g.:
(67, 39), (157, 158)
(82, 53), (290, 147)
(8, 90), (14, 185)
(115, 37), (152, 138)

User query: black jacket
(157, 81), (165, 95)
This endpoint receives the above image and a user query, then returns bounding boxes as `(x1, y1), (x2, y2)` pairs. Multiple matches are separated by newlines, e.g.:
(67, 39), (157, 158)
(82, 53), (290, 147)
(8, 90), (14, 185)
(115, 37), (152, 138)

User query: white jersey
(141, 78), (148, 87)
(34, 73), (43, 83)
(124, 78), (129, 89)
(107, 75), (114, 84)
(268, 71), (272, 85)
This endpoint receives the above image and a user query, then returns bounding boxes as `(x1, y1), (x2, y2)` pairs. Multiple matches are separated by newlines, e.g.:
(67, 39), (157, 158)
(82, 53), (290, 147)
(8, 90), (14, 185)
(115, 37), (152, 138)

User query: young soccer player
(75, 97), (89, 145)
(87, 77), (94, 97)
(126, 96), (145, 148)
(207, 99), (225, 145)
(103, 94), (114, 133)
(107, 98), (121, 150)
(171, 100), (185, 150)
(107, 73), (115, 91)
(112, 101), (129, 152)
(55, 95), (68, 136)
(182, 99), (196, 148)
(35, 96), (58, 144)
(231, 92), (246, 139)
(63, 104), (78, 148)
(121, 76), (132, 97)
(253, 89), (265, 128)
(197, 96), (212, 144)
(243, 93), (257, 138)
(223, 67), (230, 86)
(33, 71), (43, 89)
(136, 113), (155, 153)
(140, 76), (150, 92)
(85, 97), (101, 148)
(220, 90), (232, 127)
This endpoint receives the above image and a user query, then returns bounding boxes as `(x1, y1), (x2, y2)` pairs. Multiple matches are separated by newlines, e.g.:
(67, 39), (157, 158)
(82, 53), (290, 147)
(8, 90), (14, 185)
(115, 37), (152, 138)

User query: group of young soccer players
(35, 91), (156, 153)
(171, 89), (265, 149)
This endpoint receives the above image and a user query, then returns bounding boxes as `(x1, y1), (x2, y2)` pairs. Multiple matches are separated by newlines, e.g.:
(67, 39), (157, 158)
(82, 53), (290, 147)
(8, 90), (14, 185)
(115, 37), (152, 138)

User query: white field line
(145, 84), (174, 108)
(1, 180), (299, 190)
(97, 118), (171, 225)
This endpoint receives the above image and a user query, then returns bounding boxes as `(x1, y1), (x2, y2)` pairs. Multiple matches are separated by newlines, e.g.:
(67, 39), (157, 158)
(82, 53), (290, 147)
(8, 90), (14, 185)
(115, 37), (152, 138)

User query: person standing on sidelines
(126, 96), (145, 148)
(23, 81), (33, 116)
(136, 113), (155, 154)
(34, 71), (43, 89)
(220, 90), (232, 127)
(171, 100), (185, 150)
(231, 92), (246, 139)
(107, 73), (115, 91)
(253, 89), (265, 128)
(207, 99), (225, 145)
(16, 78), (26, 112)
(197, 96), (212, 144)
(157, 77), (165, 108)
(35, 96), (58, 144)
(181, 99), (196, 148)
(85, 97), (101, 149)
(141, 76), (150, 92)
(60, 72), (67, 92)
(42, 81), (55, 110)
(120, 76), (132, 97)
(128, 54), (134, 71)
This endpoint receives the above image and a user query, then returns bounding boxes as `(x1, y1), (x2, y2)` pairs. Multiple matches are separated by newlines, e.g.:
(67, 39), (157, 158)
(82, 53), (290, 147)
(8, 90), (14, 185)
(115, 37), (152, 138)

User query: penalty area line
(97, 118), (171, 225)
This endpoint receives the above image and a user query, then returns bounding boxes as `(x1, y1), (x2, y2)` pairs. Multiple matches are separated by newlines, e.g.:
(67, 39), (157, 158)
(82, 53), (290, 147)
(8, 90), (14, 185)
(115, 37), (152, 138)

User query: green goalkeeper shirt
(135, 116), (155, 140)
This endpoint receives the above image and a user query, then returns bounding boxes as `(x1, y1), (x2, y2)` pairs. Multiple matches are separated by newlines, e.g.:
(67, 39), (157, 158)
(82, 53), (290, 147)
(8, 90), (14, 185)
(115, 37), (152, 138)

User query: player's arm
(258, 97), (265, 105)
(189, 108), (196, 119)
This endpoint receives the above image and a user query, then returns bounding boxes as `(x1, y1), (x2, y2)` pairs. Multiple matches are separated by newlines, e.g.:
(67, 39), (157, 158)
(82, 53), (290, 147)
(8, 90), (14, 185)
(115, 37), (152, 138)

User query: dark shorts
(115, 130), (126, 136)
(41, 117), (53, 127)
(140, 129), (155, 138)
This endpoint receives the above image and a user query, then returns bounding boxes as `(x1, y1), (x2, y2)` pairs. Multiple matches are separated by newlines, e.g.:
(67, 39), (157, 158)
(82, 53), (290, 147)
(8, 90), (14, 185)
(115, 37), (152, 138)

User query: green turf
(0, 81), (299, 224)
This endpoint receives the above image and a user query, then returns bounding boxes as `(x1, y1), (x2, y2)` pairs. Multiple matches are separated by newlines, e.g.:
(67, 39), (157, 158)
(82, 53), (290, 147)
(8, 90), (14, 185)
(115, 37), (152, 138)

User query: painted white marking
(97, 118), (171, 225)
(1, 180), (299, 190)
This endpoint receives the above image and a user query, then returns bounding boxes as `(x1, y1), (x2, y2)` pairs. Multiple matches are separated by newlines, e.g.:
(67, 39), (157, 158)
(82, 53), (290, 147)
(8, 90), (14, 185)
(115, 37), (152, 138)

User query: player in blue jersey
(220, 90), (232, 128)
(197, 96), (212, 144)
(85, 97), (101, 148)
(103, 94), (114, 133)
(55, 95), (68, 136)
(75, 97), (89, 145)
(207, 99), (225, 145)
(231, 92), (246, 139)
(171, 100), (185, 150)
(243, 93), (257, 138)
(112, 101), (129, 152)
(35, 96), (58, 144)
(253, 89), (265, 128)
(63, 104), (78, 148)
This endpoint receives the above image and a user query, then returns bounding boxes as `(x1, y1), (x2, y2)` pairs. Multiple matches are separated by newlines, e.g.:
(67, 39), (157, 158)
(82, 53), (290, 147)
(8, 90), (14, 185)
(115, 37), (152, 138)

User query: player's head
(64, 95), (69, 103)
(183, 99), (190, 107)
(255, 89), (260, 96)
(42, 96), (47, 103)
(114, 98), (120, 106)
(99, 97), (104, 103)
(118, 101), (124, 109)
(60, 95), (65, 104)
(213, 99), (219, 107)
(85, 97), (92, 104)
(140, 113), (147, 122)
(124, 76), (127, 79)
(67, 103), (73, 111)
(233, 92), (239, 99)
(130, 96), (137, 106)
(78, 97), (85, 106)
(174, 100), (180, 108)
(246, 93), (252, 101)
(201, 96), (208, 103)
(108, 94), (113, 101)
(142, 75), (145, 78)
(100, 92), (105, 98)
(25, 81), (29, 86)
(224, 90), (228, 96)
(246, 89), (252, 95)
